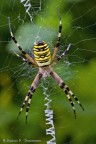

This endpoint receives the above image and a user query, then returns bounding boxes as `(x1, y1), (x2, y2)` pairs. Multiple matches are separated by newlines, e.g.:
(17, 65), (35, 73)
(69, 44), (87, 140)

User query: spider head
(34, 41), (45, 46)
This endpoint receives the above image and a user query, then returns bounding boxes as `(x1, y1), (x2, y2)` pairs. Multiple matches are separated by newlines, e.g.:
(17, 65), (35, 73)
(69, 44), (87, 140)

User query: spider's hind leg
(68, 89), (84, 111)
(50, 70), (84, 118)
(17, 72), (42, 124)
(17, 92), (30, 120)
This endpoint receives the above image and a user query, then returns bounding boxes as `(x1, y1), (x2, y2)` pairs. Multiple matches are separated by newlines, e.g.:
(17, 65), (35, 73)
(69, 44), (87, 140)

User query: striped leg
(13, 51), (37, 67)
(8, 17), (38, 66)
(68, 90), (84, 111)
(17, 72), (42, 124)
(17, 90), (30, 119)
(50, 70), (84, 118)
(51, 43), (71, 66)
(51, 8), (62, 61)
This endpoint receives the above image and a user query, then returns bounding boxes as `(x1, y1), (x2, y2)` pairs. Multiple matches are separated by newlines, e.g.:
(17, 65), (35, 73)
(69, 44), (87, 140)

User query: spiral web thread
(42, 80), (56, 144)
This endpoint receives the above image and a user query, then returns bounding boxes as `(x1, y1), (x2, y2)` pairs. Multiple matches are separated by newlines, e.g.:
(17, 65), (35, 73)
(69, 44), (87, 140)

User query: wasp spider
(8, 11), (84, 124)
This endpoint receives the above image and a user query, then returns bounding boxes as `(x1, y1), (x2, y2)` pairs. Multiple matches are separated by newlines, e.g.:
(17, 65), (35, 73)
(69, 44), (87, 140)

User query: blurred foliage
(0, 0), (96, 144)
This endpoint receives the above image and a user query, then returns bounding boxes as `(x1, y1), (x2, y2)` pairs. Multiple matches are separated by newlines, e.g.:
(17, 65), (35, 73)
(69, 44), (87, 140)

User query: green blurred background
(0, 0), (96, 144)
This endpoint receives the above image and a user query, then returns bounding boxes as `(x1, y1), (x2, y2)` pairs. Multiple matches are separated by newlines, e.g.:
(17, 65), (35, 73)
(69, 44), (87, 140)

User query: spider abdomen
(34, 41), (51, 67)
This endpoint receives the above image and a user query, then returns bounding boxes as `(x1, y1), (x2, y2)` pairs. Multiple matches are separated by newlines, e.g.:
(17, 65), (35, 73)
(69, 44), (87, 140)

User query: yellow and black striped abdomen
(34, 41), (51, 67)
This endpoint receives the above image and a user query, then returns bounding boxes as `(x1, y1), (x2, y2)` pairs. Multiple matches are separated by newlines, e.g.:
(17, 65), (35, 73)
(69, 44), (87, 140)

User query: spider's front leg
(17, 72), (42, 124)
(51, 43), (71, 66)
(50, 69), (84, 118)
(13, 51), (38, 67)
(8, 17), (38, 66)
(51, 8), (62, 61)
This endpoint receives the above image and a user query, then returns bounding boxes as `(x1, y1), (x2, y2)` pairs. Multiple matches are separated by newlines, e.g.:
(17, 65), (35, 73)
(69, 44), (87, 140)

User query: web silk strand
(42, 81), (56, 144)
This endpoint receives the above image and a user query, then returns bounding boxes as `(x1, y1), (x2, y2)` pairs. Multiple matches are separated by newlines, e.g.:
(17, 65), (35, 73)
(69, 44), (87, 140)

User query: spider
(8, 10), (84, 124)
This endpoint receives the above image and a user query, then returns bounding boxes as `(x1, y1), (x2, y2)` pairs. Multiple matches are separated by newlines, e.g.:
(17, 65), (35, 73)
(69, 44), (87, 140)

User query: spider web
(0, 0), (96, 144)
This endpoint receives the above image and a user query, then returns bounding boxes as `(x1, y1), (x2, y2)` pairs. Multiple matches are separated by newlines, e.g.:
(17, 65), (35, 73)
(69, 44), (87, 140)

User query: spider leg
(17, 72), (42, 124)
(17, 91), (30, 119)
(51, 43), (71, 66)
(50, 70), (84, 118)
(13, 51), (38, 67)
(51, 8), (62, 61)
(68, 90), (84, 111)
(8, 17), (38, 66)
(25, 88), (35, 124)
